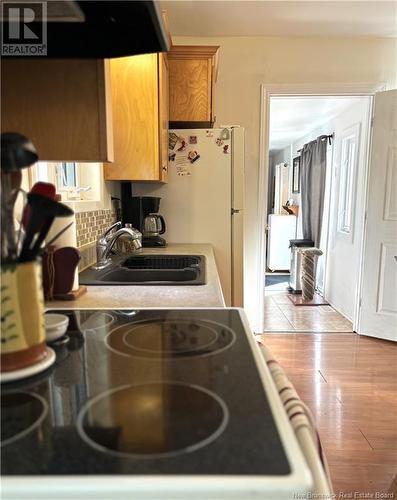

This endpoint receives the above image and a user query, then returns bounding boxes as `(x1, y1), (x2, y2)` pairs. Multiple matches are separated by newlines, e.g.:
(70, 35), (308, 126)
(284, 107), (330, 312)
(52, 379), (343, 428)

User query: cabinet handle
(162, 165), (168, 172)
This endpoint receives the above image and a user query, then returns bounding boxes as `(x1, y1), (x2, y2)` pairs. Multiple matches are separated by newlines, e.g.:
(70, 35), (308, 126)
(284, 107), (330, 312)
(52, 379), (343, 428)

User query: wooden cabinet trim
(161, 10), (172, 50)
(168, 45), (220, 59)
(212, 48), (219, 83)
(158, 53), (169, 182)
(207, 60), (212, 122)
(97, 59), (114, 162)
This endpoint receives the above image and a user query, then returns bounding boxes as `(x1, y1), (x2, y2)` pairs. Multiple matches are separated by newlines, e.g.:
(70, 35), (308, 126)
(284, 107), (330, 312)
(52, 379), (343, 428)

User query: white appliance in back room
(267, 162), (297, 272)
(133, 127), (245, 307)
(267, 214), (297, 271)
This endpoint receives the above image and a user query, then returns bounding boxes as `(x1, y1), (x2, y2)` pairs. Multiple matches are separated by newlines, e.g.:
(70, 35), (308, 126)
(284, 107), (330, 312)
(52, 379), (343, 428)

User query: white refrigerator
(135, 127), (245, 306)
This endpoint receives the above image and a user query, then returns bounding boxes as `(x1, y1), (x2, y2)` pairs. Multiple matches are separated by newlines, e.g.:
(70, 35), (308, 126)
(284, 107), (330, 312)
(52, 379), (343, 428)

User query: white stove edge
(3, 307), (313, 500)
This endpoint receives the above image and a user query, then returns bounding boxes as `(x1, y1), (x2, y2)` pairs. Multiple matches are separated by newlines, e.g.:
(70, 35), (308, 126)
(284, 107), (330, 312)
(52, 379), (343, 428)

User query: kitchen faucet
(94, 221), (142, 269)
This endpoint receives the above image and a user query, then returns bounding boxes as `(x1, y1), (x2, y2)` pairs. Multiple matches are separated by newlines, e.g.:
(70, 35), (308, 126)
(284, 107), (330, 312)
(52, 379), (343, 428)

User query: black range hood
(2, 1), (169, 58)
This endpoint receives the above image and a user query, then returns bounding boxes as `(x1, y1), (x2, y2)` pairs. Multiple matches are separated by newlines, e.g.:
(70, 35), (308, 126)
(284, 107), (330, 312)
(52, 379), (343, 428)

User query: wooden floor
(257, 332), (397, 495)
(264, 292), (353, 332)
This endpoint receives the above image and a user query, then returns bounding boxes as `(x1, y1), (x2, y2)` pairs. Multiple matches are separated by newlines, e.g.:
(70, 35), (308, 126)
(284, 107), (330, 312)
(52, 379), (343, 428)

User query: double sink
(79, 255), (206, 286)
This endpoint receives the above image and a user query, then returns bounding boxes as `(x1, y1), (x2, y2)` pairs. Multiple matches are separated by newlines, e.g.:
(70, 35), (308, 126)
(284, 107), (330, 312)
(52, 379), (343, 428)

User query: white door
(358, 90), (397, 342)
(325, 98), (372, 323)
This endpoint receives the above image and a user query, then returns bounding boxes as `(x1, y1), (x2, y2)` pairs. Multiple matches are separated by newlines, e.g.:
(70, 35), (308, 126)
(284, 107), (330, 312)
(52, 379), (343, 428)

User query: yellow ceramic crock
(1, 260), (46, 372)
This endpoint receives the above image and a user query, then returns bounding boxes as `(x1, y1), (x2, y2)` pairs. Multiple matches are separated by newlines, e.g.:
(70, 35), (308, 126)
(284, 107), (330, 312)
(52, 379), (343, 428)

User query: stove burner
(1, 392), (48, 447)
(80, 312), (115, 332)
(105, 319), (236, 359)
(124, 320), (218, 354)
(77, 382), (228, 459)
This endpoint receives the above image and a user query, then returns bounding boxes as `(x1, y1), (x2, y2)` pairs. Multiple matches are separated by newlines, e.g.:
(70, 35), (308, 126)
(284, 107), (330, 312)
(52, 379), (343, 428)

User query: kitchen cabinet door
(1, 59), (113, 162)
(168, 46), (219, 127)
(104, 53), (168, 182)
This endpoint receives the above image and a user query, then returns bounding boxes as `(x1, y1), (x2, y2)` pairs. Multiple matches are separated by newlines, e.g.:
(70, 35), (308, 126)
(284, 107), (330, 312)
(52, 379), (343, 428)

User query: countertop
(45, 244), (225, 310)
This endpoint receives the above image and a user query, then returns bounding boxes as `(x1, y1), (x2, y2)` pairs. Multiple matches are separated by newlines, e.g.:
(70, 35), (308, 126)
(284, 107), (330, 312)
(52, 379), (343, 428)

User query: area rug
(265, 274), (290, 287)
(287, 292), (329, 306)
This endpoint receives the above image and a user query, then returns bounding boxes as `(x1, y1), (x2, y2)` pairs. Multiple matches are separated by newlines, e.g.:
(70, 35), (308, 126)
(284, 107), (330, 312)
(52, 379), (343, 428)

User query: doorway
(263, 95), (372, 333)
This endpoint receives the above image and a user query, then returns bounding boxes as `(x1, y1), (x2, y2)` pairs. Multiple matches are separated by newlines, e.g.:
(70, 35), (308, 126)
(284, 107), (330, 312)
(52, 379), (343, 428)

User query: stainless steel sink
(79, 255), (206, 285)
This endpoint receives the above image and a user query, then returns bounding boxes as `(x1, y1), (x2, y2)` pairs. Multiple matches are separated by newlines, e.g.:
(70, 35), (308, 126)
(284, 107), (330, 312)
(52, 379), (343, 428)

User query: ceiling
(162, 1), (397, 38)
(269, 97), (362, 150)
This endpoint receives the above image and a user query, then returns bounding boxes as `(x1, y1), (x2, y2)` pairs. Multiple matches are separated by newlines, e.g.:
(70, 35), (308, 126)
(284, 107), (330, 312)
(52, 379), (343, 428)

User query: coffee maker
(121, 187), (166, 247)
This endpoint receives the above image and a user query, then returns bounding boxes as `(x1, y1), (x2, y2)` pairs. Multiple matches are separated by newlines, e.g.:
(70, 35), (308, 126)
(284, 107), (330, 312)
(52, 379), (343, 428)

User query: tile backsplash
(75, 209), (116, 270)
(75, 209), (117, 248)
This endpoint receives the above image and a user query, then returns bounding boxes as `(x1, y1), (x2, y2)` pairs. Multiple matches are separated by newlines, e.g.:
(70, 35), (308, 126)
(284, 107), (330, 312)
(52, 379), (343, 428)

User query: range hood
(1, 1), (169, 58)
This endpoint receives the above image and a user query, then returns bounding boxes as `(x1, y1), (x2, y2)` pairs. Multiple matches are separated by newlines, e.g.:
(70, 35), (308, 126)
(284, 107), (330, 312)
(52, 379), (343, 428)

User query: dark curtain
(300, 135), (328, 247)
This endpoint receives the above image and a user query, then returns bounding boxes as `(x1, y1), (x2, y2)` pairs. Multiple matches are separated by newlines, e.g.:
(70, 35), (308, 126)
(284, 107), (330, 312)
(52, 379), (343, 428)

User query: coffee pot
(143, 214), (166, 237)
(121, 191), (167, 247)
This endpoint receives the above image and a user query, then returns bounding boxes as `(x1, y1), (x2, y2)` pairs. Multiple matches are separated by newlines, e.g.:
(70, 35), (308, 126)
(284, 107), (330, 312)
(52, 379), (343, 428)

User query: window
(338, 123), (361, 236)
(56, 163), (79, 191)
(32, 162), (101, 202)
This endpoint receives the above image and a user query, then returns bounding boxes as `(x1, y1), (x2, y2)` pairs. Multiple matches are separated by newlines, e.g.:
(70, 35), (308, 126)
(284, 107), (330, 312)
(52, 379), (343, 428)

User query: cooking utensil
(1, 133), (38, 172)
(44, 221), (74, 248)
(1, 178), (18, 260)
(18, 182), (56, 256)
(7, 170), (22, 205)
(25, 195), (74, 261)
(6, 171), (22, 259)
(1, 133), (39, 262)
(21, 182), (56, 230)
(19, 193), (74, 262)
(15, 187), (28, 256)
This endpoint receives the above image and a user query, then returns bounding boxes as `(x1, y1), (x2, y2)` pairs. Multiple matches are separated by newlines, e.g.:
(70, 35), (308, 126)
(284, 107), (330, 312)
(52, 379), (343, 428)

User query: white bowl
(45, 313), (69, 342)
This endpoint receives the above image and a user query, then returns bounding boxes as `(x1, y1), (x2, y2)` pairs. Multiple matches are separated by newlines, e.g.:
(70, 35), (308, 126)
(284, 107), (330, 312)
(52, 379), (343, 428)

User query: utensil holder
(1, 260), (46, 372)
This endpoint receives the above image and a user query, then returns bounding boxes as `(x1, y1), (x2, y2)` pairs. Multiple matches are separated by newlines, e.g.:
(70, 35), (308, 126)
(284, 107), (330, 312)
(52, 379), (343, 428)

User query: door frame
(255, 82), (386, 334)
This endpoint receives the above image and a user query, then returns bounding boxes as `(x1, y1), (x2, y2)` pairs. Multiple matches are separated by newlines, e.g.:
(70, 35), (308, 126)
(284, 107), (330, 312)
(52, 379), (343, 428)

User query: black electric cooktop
(1, 309), (290, 476)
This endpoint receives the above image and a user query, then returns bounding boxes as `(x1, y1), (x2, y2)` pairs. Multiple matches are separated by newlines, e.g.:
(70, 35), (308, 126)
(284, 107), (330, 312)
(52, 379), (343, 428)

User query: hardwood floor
(257, 332), (397, 495)
(264, 292), (353, 332)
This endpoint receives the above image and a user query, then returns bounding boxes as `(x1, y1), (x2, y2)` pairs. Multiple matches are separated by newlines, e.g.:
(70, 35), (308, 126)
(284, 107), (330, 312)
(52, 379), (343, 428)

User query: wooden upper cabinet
(1, 59), (113, 162)
(104, 53), (169, 182)
(168, 46), (219, 126)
